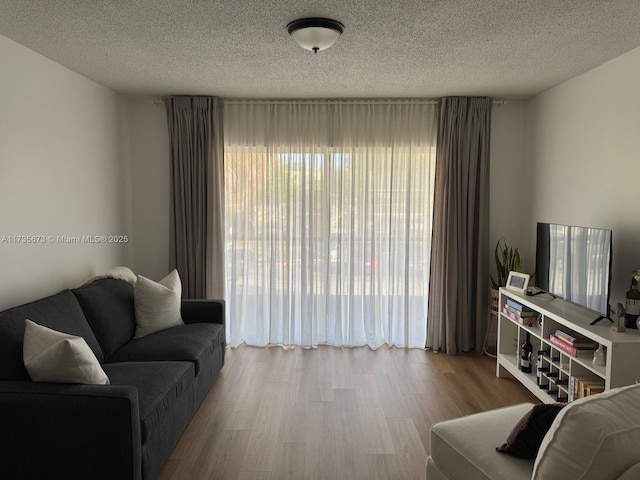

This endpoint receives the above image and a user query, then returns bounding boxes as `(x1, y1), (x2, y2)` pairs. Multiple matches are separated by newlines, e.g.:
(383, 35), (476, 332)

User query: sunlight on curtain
(224, 101), (437, 348)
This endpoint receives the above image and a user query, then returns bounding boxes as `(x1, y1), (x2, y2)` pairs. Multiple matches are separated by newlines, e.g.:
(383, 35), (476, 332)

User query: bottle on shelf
(625, 276), (640, 329)
(537, 348), (550, 363)
(536, 349), (550, 388)
(537, 367), (550, 389)
(520, 332), (533, 373)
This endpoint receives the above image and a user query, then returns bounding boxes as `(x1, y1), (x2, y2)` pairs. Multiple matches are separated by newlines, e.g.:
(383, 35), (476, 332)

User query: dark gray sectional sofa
(0, 277), (225, 480)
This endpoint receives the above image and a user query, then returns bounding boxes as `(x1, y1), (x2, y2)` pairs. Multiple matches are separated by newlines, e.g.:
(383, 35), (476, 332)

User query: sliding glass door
(224, 101), (436, 348)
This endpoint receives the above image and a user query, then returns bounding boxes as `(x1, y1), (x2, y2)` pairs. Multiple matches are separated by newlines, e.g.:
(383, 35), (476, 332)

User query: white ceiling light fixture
(287, 18), (344, 53)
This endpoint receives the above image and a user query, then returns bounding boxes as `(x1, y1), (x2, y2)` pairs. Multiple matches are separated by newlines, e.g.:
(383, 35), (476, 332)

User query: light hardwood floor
(157, 345), (537, 480)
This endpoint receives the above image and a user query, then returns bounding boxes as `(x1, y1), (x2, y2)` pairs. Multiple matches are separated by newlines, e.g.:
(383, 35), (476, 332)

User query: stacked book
(548, 329), (599, 357)
(503, 298), (541, 326)
(568, 375), (605, 402)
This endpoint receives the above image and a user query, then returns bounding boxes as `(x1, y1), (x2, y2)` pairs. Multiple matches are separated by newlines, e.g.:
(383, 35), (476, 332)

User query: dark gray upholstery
(73, 278), (136, 357)
(0, 381), (141, 480)
(107, 323), (225, 375)
(103, 361), (195, 443)
(182, 299), (225, 324)
(0, 290), (104, 380)
(191, 337), (226, 409)
(140, 374), (197, 480)
(0, 277), (225, 480)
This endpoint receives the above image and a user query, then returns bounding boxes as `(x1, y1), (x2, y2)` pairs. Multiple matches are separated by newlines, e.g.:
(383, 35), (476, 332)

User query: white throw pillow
(533, 383), (640, 480)
(134, 269), (184, 338)
(23, 320), (110, 384)
(82, 266), (138, 286)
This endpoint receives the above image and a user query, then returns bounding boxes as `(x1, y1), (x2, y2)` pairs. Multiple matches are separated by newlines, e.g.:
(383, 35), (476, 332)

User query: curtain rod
(152, 98), (505, 106)
(225, 99), (440, 105)
(225, 98), (505, 106)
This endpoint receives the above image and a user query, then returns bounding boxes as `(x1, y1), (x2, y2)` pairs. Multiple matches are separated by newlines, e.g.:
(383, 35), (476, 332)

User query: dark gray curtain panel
(427, 97), (492, 354)
(164, 96), (225, 299)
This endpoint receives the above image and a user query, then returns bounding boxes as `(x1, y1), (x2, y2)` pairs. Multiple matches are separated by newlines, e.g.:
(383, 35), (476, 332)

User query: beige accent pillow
(134, 269), (184, 338)
(533, 383), (640, 480)
(23, 320), (109, 384)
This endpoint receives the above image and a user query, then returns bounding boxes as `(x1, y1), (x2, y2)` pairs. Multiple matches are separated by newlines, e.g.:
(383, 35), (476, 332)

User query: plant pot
(490, 288), (499, 313)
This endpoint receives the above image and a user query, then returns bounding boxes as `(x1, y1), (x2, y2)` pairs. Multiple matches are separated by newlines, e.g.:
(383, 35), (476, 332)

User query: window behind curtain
(224, 101), (437, 348)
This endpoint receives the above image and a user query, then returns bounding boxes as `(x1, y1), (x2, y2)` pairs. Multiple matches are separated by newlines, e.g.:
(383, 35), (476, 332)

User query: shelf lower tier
(497, 353), (555, 403)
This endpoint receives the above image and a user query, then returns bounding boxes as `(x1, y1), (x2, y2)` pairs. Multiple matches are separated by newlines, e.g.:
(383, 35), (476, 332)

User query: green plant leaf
(491, 237), (522, 287)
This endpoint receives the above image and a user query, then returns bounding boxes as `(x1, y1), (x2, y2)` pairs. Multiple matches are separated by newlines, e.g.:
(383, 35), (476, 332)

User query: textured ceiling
(2, 1), (640, 99)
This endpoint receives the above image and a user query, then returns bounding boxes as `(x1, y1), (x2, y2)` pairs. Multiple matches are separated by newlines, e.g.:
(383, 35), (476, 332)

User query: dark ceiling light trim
(287, 18), (345, 53)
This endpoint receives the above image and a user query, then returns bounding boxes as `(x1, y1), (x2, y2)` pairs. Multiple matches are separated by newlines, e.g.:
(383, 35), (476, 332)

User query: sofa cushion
(429, 403), (535, 480)
(533, 383), (640, 480)
(134, 271), (184, 338)
(73, 278), (136, 358)
(23, 320), (109, 384)
(618, 463), (640, 480)
(0, 290), (104, 380)
(106, 323), (225, 376)
(102, 361), (195, 443)
(496, 403), (565, 458)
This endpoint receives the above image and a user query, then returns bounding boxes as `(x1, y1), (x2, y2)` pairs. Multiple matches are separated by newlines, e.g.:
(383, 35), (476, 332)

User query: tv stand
(496, 288), (640, 404)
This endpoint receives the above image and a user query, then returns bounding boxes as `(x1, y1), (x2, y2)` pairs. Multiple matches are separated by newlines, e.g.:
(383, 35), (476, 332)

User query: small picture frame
(505, 271), (530, 294)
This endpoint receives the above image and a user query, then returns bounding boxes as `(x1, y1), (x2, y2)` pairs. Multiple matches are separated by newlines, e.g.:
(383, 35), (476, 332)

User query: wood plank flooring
(157, 345), (537, 480)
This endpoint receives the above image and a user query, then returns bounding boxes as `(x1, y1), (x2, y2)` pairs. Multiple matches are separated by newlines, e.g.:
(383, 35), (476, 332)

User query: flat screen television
(535, 222), (612, 321)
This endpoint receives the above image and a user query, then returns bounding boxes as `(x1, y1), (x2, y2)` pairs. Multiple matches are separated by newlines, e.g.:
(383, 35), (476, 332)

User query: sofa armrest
(181, 299), (225, 325)
(0, 381), (142, 480)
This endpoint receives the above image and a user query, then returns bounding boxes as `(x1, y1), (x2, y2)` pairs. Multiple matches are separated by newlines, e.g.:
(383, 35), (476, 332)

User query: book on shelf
(568, 376), (575, 401)
(549, 334), (577, 356)
(569, 375), (605, 402)
(549, 334), (597, 357)
(586, 385), (605, 396)
(553, 329), (599, 349)
(503, 307), (541, 327)
(505, 304), (539, 317)
(506, 298), (536, 313)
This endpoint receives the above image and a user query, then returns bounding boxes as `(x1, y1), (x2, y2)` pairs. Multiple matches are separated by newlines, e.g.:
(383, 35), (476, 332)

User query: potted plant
(484, 238), (523, 357)
(491, 237), (522, 290)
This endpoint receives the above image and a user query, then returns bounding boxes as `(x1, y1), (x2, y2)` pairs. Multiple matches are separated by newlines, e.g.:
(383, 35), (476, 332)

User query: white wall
(527, 45), (640, 306)
(0, 35), (132, 310)
(127, 99), (171, 280)
(490, 101), (533, 272)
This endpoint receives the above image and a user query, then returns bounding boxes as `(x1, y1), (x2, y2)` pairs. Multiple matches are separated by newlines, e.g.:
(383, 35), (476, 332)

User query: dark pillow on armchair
(496, 402), (565, 459)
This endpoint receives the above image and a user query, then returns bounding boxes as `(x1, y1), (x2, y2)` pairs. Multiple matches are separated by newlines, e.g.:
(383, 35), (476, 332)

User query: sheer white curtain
(224, 100), (437, 348)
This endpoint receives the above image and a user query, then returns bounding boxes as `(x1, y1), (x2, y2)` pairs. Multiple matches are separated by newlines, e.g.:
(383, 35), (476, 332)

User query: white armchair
(426, 383), (640, 480)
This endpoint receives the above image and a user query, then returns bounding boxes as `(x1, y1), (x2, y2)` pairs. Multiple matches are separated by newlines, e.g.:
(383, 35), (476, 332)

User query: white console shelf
(496, 287), (640, 403)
